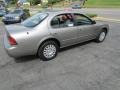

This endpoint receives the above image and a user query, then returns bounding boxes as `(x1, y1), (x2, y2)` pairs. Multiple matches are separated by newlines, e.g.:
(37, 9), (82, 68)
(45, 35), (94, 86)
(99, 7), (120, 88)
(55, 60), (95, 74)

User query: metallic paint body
(4, 11), (109, 57)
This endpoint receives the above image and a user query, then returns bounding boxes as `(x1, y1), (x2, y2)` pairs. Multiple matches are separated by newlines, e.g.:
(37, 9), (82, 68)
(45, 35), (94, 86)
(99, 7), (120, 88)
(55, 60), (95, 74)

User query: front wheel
(38, 41), (59, 61)
(95, 30), (107, 43)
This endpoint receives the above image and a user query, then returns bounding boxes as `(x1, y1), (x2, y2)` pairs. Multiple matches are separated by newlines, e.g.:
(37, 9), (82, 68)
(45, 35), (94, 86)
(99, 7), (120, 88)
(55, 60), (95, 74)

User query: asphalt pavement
(0, 9), (120, 90)
(30, 8), (120, 20)
(82, 8), (120, 19)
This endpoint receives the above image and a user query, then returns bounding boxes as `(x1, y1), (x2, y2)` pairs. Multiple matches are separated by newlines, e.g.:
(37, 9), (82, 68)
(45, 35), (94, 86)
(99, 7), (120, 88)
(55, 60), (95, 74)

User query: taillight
(8, 36), (17, 45)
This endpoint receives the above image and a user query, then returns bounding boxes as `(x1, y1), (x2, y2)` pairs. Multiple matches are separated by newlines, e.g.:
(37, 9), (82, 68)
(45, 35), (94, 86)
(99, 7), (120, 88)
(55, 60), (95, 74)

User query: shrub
(23, 9), (30, 17)
(27, 0), (40, 5)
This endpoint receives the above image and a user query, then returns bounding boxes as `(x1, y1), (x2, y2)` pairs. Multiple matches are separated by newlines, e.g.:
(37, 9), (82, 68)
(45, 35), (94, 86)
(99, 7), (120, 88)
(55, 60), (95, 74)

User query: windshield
(21, 13), (48, 27)
(11, 10), (21, 14)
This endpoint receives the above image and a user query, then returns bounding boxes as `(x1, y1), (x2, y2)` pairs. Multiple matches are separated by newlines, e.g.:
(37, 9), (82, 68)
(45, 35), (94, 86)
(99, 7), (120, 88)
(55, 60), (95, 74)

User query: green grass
(85, 0), (120, 8)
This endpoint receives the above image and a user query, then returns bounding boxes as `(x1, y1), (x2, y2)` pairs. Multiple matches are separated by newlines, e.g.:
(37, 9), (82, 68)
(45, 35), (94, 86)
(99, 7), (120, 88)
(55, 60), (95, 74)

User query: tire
(95, 29), (107, 43)
(38, 41), (59, 61)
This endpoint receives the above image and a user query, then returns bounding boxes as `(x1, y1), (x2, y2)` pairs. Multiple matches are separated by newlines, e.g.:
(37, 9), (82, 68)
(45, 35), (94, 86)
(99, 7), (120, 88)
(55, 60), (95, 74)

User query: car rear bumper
(4, 34), (38, 58)
(4, 35), (20, 57)
(2, 19), (20, 24)
(3, 35), (33, 58)
(72, 7), (81, 9)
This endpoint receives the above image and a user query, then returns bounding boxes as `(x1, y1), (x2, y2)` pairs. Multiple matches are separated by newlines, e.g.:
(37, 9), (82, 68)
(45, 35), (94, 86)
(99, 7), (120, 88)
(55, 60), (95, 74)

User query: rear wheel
(38, 41), (59, 61)
(95, 29), (107, 43)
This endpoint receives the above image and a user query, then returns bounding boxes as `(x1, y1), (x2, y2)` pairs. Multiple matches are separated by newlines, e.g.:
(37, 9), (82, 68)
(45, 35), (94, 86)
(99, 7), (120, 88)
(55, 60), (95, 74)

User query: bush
(10, 0), (18, 4)
(48, 0), (63, 5)
(23, 9), (30, 17)
(27, 0), (40, 5)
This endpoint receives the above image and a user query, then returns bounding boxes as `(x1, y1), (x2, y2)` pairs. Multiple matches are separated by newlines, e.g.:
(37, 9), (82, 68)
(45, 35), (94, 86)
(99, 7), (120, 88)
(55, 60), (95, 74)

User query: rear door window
(51, 14), (74, 28)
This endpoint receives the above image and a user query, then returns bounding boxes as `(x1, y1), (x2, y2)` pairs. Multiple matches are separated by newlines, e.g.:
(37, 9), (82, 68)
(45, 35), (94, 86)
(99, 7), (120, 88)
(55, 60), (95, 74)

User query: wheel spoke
(99, 32), (106, 41)
(43, 44), (56, 59)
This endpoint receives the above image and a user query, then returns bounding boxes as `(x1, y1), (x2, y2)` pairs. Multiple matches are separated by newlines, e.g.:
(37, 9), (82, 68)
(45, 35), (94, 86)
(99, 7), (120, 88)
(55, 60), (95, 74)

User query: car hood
(5, 24), (31, 34)
(5, 14), (20, 17)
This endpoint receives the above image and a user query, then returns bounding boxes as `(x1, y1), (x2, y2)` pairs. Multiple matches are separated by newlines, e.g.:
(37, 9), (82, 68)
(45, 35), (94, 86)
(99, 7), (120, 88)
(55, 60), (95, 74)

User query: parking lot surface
(0, 21), (120, 90)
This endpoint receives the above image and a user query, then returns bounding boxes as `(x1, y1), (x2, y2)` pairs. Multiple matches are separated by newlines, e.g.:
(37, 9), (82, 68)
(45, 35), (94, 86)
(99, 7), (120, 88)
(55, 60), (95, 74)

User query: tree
(10, 0), (18, 4)
(83, 0), (87, 5)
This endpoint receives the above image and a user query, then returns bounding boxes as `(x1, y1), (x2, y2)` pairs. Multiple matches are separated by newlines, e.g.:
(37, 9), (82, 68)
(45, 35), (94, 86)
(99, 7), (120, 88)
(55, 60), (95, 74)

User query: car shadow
(14, 55), (38, 63)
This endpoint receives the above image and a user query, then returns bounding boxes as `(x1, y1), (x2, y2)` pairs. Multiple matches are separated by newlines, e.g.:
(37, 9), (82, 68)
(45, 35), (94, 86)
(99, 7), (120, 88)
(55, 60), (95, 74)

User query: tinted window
(21, 13), (48, 27)
(74, 14), (92, 26)
(51, 17), (59, 28)
(51, 14), (74, 28)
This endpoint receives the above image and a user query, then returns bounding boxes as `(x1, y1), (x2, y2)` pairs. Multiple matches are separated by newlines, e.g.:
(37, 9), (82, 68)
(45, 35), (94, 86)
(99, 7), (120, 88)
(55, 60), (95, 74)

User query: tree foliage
(10, 0), (18, 4)
(48, 0), (64, 5)
(27, 0), (41, 5)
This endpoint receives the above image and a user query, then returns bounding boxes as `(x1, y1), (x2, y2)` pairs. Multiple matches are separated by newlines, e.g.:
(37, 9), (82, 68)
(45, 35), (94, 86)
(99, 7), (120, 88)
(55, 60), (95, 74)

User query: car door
(50, 13), (78, 47)
(73, 13), (97, 42)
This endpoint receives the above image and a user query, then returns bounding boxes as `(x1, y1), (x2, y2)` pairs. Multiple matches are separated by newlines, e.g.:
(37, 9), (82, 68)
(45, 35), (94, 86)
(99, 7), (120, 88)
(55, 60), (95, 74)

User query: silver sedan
(4, 10), (109, 61)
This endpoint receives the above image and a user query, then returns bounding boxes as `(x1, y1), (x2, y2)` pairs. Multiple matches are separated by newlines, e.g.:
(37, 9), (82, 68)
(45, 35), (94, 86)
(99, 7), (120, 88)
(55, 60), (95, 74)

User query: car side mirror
(92, 20), (96, 24)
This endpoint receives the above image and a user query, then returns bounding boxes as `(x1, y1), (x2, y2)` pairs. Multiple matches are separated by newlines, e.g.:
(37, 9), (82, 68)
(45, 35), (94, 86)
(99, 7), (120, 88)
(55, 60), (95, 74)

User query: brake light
(8, 36), (17, 45)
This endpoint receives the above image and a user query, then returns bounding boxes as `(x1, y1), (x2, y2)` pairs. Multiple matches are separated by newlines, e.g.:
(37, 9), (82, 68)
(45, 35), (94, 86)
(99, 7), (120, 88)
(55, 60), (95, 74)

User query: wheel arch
(102, 27), (108, 34)
(36, 37), (61, 55)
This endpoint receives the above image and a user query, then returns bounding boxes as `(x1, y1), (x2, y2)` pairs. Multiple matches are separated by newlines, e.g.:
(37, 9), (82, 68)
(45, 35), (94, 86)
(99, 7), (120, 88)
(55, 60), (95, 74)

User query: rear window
(51, 14), (74, 28)
(21, 13), (48, 27)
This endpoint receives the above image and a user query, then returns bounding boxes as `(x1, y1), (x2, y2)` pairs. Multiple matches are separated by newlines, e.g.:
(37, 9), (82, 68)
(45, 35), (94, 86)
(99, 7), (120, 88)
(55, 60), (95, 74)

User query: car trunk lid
(5, 24), (31, 35)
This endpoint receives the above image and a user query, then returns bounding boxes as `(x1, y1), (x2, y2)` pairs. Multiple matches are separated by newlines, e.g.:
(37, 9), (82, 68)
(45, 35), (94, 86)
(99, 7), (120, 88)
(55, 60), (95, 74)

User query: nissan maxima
(4, 10), (109, 61)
